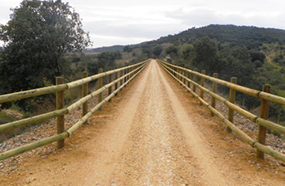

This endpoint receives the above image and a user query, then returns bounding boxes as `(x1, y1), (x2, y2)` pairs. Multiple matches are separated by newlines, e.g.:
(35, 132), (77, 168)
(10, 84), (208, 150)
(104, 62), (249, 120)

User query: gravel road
(1, 60), (285, 185)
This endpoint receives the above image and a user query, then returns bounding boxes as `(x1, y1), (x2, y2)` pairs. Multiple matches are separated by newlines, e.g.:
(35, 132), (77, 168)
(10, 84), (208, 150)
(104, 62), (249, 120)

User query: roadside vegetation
(1, 2), (285, 140)
(120, 25), (285, 126)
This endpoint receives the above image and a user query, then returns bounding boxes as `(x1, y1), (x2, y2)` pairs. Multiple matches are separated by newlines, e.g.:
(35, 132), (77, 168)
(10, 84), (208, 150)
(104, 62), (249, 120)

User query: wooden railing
(0, 60), (149, 160)
(158, 60), (285, 162)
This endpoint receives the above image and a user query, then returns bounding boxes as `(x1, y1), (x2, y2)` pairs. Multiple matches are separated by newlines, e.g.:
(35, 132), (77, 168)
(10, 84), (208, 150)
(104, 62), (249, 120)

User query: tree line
(120, 25), (285, 124)
(1, 1), (285, 125)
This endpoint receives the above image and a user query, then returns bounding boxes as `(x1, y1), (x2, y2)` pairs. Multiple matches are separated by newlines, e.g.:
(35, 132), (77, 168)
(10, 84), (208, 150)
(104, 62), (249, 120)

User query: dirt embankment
(1, 60), (285, 185)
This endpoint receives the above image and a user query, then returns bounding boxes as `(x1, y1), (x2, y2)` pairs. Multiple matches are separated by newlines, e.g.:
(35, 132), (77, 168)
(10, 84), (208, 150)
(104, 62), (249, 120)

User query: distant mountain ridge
(90, 45), (125, 53)
(89, 24), (285, 52)
(149, 24), (285, 49)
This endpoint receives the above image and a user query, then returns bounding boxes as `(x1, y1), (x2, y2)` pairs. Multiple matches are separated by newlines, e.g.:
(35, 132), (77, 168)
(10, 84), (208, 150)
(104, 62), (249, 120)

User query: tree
(166, 46), (178, 55)
(123, 46), (132, 52)
(96, 51), (121, 70)
(153, 46), (162, 58)
(0, 0), (91, 95)
(218, 46), (255, 86)
(182, 45), (194, 60)
(142, 45), (151, 58)
(192, 37), (220, 74)
(250, 51), (266, 63)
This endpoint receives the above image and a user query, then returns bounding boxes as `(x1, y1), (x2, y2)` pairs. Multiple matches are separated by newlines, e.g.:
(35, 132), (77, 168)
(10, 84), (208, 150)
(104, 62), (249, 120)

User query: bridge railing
(158, 60), (285, 163)
(0, 60), (149, 160)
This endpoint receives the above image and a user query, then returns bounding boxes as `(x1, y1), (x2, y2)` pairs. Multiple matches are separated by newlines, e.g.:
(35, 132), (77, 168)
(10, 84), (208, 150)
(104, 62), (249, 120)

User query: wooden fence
(158, 60), (285, 163)
(0, 60), (149, 160)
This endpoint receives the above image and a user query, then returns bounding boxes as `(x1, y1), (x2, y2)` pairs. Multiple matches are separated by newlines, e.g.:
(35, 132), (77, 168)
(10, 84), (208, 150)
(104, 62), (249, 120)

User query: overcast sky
(1, 0), (285, 48)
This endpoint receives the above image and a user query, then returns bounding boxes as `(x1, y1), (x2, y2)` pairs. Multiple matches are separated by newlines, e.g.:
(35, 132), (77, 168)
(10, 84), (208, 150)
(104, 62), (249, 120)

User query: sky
(1, 0), (285, 48)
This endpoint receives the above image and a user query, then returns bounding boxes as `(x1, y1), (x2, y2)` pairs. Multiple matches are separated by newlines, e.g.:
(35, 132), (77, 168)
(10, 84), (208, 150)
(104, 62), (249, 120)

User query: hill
(87, 25), (285, 53)
(148, 24), (285, 49)
(118, 25), (285, 121)
(91, 45), (125, 53)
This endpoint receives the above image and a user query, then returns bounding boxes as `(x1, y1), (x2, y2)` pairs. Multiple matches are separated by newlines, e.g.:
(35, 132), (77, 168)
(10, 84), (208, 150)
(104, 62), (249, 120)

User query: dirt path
(1, 60), (285, 185)
(109, 61), (226, 185)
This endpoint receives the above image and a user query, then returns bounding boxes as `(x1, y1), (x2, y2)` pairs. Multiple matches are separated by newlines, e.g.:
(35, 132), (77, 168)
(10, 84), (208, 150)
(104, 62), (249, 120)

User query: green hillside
(91, 45), (125, 53)
(144, 25), (285, 48)
(120, 25), (285, 121)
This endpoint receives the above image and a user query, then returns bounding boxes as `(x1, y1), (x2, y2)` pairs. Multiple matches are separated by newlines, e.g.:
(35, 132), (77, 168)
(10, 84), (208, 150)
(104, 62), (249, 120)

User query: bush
(278, 84), (285, 90)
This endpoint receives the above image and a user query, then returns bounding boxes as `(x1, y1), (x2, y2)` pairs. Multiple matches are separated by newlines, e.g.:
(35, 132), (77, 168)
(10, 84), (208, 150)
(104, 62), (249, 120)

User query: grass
(276, 90), (285, 97)
(0, 104), (24, 125)
(0, 111), (17, 125)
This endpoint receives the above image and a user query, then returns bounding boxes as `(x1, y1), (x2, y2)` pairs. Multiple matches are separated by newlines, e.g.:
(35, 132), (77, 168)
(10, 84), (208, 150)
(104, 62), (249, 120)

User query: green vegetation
(2, 12), (285, 126)
(91, 45), (125, 53)
(121, 24), (285, 122)
(0, 0), (90, 111)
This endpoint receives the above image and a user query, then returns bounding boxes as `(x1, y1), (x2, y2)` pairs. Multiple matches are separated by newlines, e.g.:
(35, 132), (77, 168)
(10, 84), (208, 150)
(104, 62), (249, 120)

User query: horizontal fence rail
(0, 60), (149, 160)
(157, 60), (285, 163)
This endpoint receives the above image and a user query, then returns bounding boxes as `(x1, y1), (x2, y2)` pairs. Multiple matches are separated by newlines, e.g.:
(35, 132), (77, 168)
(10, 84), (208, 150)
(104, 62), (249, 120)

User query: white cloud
(1, 0), (285, 47)
(90, 34), (150, 48)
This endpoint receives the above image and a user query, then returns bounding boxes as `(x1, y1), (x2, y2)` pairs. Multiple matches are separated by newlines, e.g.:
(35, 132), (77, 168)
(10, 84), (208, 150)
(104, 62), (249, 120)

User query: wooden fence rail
(158, 60), (285, 163)
(0, 60), (149, 160)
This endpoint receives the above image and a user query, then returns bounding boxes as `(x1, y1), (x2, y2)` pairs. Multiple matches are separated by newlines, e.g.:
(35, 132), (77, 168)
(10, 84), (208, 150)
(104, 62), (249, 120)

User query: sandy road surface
(1, 60), (285, 185)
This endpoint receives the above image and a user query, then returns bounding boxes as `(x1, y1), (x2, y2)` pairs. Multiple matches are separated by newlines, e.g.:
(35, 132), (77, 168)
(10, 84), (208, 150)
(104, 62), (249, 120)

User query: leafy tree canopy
(166, 46), (178, 55)
(123, 46), (133, 52)
(192, 37), (219, 74)
(96, 51), (122, 71)
(0, 0), (91, 95)
(153, 46), (162, 57)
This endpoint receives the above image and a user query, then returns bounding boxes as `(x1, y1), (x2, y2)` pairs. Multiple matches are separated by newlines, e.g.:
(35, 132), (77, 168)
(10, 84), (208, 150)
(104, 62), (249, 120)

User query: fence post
(200, 70), (205, 105)
(180, 70), (183, 85)
(115, 71), (118, 96)
(193, 73), (197, 93)
(227, 77), (237, 133)
(129, 67), (132, 79)
(108, 73), (112, 102)
(98, 68), (103, 111)
(179, 69), (182, 83)
(177, 69), (180, 82)
(176, 68), (179, 80)
(120, 69), (123, 88)
(56, 77), (65, 148)
(257, 84), (270, 159)
(187, 71), (191, 88)
(211, 73), (218, 116)
(131, 66), (134, 78)
(127, 68), (129, 82)
(128, 67), (131, 81)
(124, 68), (127, 87)
(183, 70), (186, 85)
(82, 71), (88, 123)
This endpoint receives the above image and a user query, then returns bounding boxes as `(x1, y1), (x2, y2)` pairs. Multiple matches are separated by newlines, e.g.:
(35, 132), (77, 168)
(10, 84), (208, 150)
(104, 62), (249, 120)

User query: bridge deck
(1, 60), (284, 185)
